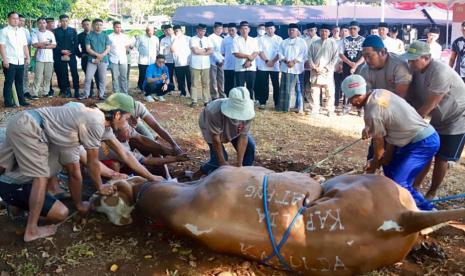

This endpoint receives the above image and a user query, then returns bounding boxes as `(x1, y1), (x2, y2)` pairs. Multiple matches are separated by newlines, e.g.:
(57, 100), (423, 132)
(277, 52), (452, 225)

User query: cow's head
(91, 176), (147, 225)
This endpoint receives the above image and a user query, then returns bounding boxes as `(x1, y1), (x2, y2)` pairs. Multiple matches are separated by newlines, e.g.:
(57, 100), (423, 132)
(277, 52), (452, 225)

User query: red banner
(453, 3), (465, 22)
(391, 2), (448, 10)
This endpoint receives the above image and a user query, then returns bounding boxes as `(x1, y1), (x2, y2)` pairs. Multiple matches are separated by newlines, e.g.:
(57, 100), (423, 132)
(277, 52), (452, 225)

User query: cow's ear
(103, 196), (120, 207)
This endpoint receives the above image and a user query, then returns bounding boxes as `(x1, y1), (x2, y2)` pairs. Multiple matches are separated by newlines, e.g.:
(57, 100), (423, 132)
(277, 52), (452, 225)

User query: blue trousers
(383, 133), (440, 211)
(200, 135), (256, 174)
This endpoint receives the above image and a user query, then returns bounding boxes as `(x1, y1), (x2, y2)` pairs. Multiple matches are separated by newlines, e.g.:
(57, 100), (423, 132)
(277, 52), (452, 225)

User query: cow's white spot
(346, 240), (354, 246)
(377, 220), (403, 232)
(184, 224), (213, 236)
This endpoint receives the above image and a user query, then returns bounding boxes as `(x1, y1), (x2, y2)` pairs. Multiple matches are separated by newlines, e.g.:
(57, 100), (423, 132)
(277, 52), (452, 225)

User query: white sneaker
(145, 95), (155, 103)
(158, 96), (166, 102)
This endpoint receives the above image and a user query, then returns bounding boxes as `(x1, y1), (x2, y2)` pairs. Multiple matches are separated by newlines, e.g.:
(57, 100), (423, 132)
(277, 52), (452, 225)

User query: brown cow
(95, 166), (465, 275)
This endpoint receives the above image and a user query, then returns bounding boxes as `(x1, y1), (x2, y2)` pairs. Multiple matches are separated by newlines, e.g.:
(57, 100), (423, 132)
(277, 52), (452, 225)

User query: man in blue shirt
(144, 54), (174, 102)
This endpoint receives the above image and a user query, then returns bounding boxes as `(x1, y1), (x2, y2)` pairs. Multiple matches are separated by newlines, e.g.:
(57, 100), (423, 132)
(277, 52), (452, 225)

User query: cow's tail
(399, 208), (465, 235)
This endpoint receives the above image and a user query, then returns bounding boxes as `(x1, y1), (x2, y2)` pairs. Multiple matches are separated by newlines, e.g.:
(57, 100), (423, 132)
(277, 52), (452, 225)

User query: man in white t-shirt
(135, 26), (159, 91)
(221, 23), (237, 96)
(189, 23), (212, 107)
(208, 22), (225, 99)
(108, 21), (132, 94)
(427, 27), (442, 60)
(389, 26), (405, 55)
(171, 25), (191, 97)
(160, 25), (175, 85)
(255, 21), (282, 110)
(0, 12), (30, 107)
(378, 22), (397, 54)
(232, 21), (260, 100)
(31, 17), (56, 99)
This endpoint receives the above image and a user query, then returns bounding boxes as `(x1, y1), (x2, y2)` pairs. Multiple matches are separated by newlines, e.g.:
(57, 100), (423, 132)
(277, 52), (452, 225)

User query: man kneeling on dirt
(198, 86), (256, 175)
(0, 97), (135, 241)
(342, 74), (439, 210)
(127, 95), (186, 159)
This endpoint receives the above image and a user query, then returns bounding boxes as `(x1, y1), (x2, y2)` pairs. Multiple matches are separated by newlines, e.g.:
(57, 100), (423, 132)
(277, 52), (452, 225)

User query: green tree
(0, 0), (72, 24)
(71, 0), (110, 20)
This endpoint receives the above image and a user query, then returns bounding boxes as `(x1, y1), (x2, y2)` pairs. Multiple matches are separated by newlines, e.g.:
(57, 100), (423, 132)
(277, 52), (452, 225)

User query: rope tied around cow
(261, 174), (313, 271)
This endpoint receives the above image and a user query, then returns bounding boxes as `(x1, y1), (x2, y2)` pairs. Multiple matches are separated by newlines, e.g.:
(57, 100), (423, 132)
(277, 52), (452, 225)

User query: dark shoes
(19, 101), (30, 106)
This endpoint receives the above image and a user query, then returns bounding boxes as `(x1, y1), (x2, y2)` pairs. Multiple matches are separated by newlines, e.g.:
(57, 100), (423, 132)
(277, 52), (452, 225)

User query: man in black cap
(232, 21), (260, 99)
(221, 23), (238, 96)
(189, 23), (212, 107)
(303, 23), (320, 106)
(427, 26), (442, 59)
(389, 26), (405, 55)
(255, 21), (282, 110)
(378, 22), (397, 53)
(306, 24), (339, 116)
(160, 24), (175, 86)
(222, 23), (229, 38)
(338, 20), (365, 114)
(171, 25), (192, 97)
(277, 23), (307, 112)
(209, 22), (225, 99)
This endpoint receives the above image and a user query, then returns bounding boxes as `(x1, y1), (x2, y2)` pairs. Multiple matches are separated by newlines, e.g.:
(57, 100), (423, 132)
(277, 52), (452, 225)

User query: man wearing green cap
(341, 74), (439, 211)
(0, 95), (120, 242)
(95, 94), (168, 181)
(198, 86), (256, 175)
(404, 40), (465, 200)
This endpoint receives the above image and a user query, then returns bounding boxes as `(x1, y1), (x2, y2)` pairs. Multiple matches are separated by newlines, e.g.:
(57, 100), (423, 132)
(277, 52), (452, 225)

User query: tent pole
(353, 0), (357, 20)
(381, 0), (385, 22)
(446, 7), (450, 49)
(336, 0), (340, 26)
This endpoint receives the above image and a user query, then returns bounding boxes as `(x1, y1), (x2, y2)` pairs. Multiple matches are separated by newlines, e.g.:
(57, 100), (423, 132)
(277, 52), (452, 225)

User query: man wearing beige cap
(341, 74), (439, 211)
(198, 87), (256, 175)
(404, 40), (465, 200)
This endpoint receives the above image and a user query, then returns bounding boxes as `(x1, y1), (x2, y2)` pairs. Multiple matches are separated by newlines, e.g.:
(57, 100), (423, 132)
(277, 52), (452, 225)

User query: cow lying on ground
(93, 166), (465, 275)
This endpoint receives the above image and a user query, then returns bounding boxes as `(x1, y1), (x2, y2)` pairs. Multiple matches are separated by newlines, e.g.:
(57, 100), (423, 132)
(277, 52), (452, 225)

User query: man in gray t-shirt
(198, 87), (256, 175)
(405, 41), (465, 200)
(360, 35), (411, 98)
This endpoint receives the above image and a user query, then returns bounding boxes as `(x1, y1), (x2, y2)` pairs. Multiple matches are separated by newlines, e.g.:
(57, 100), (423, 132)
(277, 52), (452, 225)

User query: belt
(26, 110), (44, 128)
(411, 124), (436, 144)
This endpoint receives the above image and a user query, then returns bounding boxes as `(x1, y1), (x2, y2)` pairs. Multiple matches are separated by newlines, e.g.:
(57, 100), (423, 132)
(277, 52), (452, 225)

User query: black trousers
(145, 82), (174, 96)
(224, 70), (235, 96)
(255, 70), (279, 105)
(166, 63), (175, 87)
(138, 64), (148, 91)
(54, 55), (79, 94)
(2, 64), (26, 106)
(174, 65), (191, 96)
(334, 71), (344, 107)
(81, 56), (100, 94)
(235, 71), (256, 99)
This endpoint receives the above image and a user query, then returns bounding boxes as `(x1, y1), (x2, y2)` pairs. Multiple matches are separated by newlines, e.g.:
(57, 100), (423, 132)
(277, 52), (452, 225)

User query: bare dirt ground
(0, 71), (464, 275)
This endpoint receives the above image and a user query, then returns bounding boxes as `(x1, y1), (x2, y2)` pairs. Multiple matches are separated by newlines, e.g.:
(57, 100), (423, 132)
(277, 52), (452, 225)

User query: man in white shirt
(427, 27), (442, 60)
(277, 23), (307, 112)
(19, 14), (32, 98)
(332, 25), (344, 111)
(171, 25), (191, 97)
(0, 12), (30, 107)
(108, 21), (132, 94)
(209, 22), (225, 99)
(255, 21), (282, 110)
(232, 21), (260, 100)
(378, 22), (397, 54)
(189, 23), (213, 107)
(160, 25), (175, 85)
(135, 26), (159, 91)
(221, 23), (237, 96)
(256, 24), (266, 38)
(389, 26), (405, 55)
(31, 17), (56, 99)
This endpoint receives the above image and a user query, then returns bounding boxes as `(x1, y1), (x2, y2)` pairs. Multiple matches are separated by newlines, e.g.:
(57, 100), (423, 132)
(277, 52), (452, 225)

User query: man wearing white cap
(341, 74), (439, 211)
(198, 87), (256, 175)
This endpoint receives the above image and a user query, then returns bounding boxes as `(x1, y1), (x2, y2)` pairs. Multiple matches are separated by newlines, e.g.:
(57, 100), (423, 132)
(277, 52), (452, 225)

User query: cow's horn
(399, 208), (465, 234)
